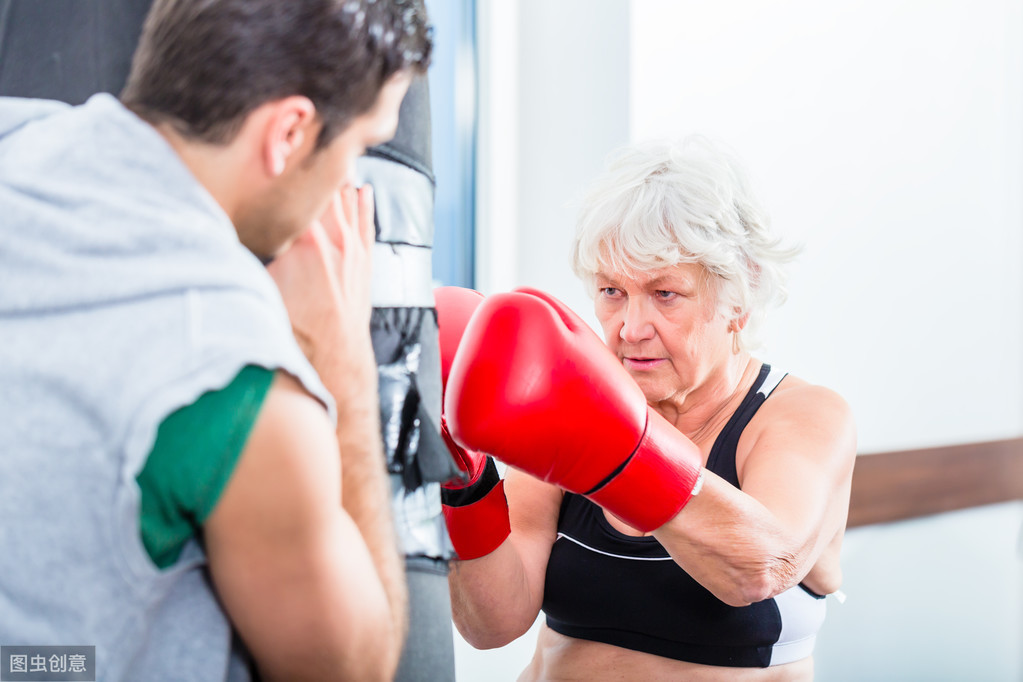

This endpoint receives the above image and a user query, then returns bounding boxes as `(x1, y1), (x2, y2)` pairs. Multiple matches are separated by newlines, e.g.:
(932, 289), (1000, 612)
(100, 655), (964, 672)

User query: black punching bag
(0, 0), (151, 103)
(359, 74), (459, 682)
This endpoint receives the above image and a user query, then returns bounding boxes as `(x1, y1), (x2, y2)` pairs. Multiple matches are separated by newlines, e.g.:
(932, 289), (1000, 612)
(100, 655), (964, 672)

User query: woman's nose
(619, 299), (655, 344)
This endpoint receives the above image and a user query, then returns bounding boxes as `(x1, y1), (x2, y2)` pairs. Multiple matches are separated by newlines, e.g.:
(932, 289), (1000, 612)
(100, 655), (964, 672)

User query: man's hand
(267, 185), (377, 394)
(264, 183), (406, 666)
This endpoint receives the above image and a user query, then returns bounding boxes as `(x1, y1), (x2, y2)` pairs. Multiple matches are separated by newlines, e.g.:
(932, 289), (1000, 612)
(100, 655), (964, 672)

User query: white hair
(570, 136), (800, 351)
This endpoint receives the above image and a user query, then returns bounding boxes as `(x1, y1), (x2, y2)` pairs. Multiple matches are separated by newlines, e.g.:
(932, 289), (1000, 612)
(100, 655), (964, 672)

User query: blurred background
(428, 1), (1023, 680)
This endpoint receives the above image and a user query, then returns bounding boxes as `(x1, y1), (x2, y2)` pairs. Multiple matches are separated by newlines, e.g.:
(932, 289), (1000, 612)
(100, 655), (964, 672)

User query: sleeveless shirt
(542, 364), (826, 668)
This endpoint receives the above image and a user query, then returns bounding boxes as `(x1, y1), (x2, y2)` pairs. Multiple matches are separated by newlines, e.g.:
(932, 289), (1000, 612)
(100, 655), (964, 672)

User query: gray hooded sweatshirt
(0, 94), (333, 681)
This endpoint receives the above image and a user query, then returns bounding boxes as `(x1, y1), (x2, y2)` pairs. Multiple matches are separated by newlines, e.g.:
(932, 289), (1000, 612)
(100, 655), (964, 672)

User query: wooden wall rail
(847, 437), (1023, 528)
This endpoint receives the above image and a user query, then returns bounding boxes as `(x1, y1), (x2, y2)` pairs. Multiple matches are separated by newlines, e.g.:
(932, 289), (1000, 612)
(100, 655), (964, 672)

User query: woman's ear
(262, 96), (317, 177)
(730, 310), (750, 333)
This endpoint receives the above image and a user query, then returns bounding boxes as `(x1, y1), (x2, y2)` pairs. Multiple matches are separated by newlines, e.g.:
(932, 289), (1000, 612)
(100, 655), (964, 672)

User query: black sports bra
(541, 364), (826, 668)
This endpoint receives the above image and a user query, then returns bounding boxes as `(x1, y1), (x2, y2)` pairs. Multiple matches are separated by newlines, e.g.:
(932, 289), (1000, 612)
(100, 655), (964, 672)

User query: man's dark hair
(121, 0), (432, 148)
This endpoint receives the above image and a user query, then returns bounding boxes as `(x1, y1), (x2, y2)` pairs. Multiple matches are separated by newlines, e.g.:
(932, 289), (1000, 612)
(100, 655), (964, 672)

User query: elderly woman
(438, 136), (856, 680)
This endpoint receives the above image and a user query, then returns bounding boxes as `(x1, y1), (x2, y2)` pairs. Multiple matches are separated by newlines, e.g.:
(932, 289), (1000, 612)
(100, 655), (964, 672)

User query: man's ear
(262, 96), (318, 177)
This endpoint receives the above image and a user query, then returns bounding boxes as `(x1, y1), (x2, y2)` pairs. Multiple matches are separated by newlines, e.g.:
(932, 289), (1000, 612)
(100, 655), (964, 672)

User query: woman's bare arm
(448, 468), (563, 648)
(654, 382), (856, 606)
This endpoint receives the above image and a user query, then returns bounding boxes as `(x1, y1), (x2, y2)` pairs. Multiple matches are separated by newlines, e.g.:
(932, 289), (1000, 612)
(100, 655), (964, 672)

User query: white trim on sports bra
(555, 532), (675, 561)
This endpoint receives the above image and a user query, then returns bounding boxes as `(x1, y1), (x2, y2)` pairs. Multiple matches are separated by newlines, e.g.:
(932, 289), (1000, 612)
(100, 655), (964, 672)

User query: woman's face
(593, 261), (733, 405)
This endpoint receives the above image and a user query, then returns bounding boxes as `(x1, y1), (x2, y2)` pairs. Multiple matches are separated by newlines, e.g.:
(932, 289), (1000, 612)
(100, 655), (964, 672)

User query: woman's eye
(600, 287), (619, 297)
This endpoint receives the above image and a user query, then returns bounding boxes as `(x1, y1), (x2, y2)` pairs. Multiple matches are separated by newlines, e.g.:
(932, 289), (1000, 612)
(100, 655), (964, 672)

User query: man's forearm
(327, 341), (409, 666)
(266, 183), (409, 673)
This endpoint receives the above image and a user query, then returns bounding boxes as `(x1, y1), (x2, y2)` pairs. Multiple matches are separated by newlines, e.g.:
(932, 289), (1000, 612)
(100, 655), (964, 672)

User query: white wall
(475, 0), (630, 322)
(629, 0), (1023, 454)
(464, 1), (1023, 679)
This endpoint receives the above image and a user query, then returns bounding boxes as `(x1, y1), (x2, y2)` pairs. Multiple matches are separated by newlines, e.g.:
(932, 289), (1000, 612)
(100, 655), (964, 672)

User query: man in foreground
(0, 1), (432, 679)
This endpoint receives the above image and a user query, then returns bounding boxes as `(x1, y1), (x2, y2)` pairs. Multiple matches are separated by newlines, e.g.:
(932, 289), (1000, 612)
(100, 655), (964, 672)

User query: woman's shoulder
(734, 367), (857, 482)
(743, 367), (856, 453)
(767, 370), (851, 418)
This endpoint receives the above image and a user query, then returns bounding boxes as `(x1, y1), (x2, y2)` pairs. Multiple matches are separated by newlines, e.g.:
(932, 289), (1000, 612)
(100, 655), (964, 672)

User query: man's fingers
(342, 184), (359, 232)
(357, 184), (375, 250)
(313, 184), (371, 256)
(319, 190), (346, 252)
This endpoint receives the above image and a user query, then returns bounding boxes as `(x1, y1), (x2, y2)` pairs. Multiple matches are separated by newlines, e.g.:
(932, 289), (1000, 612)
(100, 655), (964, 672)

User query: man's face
(242, 72), (413, 258)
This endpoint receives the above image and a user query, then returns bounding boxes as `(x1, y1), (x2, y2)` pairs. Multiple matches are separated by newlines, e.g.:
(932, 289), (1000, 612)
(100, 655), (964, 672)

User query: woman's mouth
(622, 357), (666, 371)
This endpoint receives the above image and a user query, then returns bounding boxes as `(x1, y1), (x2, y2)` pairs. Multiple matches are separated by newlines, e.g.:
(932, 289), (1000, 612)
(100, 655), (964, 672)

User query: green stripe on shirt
(136, 365), (275, 569)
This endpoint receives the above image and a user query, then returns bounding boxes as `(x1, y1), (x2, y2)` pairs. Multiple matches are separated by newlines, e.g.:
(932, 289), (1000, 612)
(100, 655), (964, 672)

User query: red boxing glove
(445, 287), (705, 532)
(434, 286), (511, 560)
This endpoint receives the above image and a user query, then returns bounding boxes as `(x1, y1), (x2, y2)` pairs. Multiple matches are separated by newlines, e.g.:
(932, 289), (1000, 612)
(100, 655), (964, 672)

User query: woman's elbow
(714, 559), (798, 607)
(713, 574), (774, 607)
(740, 574), (780, 606)
(453, 612), (535, 650)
